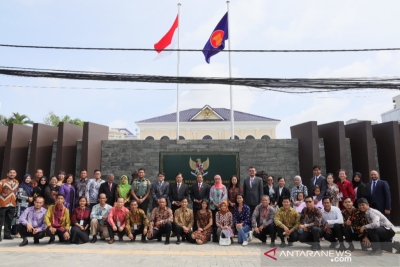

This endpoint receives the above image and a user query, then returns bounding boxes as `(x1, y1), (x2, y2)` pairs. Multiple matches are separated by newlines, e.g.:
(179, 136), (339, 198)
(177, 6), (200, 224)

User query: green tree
(0, 112), (34, 126)
(43, 111), (84, 127)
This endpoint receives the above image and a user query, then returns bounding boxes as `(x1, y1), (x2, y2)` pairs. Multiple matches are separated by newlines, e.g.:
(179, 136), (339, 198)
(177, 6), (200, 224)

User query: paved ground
(0, 234), (399, 267)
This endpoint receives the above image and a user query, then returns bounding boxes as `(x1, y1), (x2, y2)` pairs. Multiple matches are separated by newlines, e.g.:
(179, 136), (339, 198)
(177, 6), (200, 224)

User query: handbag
(219, 234), (231, 246)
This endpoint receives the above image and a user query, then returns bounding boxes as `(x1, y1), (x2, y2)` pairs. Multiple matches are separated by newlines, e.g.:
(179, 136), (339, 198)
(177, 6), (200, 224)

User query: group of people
(0, 165), (398, 256)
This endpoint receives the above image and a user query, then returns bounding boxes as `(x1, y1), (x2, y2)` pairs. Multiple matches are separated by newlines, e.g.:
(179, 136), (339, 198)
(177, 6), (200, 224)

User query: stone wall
(101, 139), (300, 188)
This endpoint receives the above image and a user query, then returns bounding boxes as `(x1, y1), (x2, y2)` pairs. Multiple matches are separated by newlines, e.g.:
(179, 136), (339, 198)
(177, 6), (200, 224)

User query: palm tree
(0, 113), (34, 126)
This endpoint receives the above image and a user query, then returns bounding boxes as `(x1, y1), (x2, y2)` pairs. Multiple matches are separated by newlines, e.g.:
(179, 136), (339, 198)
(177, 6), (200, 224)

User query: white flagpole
(176, 3), (181, 141)
(227, 1), (234, 139)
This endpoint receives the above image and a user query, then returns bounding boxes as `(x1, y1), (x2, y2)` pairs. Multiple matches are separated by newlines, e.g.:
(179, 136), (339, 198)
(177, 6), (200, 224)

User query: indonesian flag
(154, 15), (179, 60)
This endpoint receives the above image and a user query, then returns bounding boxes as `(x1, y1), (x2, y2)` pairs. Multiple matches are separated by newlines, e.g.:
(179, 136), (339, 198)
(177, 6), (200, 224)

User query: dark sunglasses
(305, 200), (313, 203)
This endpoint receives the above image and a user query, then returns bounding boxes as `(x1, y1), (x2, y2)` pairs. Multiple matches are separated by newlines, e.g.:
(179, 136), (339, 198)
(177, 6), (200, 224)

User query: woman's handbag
(219, 234), (231, 246)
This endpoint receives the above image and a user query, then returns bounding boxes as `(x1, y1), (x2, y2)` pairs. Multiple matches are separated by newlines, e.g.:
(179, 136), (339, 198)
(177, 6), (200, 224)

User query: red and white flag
(154, 15), (179, 60)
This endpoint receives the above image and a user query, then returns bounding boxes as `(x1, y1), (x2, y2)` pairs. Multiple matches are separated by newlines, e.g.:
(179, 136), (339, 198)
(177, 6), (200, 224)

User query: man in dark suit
(309, 165), (327, 205)
(243, 166), (264, 215)
(274, 177), (291, 208)
(365, 170), (391, 219)
(98, 174), (118, 206)
(190, 174), (210, 231)
(169, 173), (189, 214)
(151, 172), (170, 209)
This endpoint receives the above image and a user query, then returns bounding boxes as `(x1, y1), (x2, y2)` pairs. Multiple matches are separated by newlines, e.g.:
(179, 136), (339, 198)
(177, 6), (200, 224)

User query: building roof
(110, 128), (135, 135)
(136, 105), (280, 123)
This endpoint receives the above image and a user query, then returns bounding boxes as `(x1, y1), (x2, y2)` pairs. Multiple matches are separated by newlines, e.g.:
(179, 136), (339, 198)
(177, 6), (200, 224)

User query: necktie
(372, 181), (376, 194)
(198, 183), (201, 191)
(109, 183), (112, 192)
(177, 183), (181, 192)
(314, 177), (318, 186)
(250, 178), (253, 188)
(159, 181), (162, 189)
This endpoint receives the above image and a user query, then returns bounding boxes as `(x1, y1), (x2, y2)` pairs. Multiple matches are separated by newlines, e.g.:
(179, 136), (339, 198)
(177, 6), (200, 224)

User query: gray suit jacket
(243, 176), (263, 206)
(151, 181), (170, 207)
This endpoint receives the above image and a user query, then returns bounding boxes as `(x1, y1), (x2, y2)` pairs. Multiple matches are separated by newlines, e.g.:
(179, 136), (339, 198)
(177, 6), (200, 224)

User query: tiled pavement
(0, 235), (399, 267)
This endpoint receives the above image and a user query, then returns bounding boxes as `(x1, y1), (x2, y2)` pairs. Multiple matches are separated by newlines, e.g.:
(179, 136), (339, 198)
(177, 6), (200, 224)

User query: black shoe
(182, 236), (186, 242)
(90, 235), (97, 243)
(165, 240), (170, 245)
(393, 241), (400, 254)
(157, 238), (162, 242)
(369, 249), (382, 256)
(288, 242), (293, 247)
(3, 235), (13, 240)
(270, 242), (275, 248)
(34, 239), (39, 244)
(141, 239), (147, 243)
(337, 244), (346, 252)
(280, 242), (286, 248)
(19, 238), (28, 247)
(48, 237), (55, 244)
(329, 241), (338, 248)
(262, 241), (266, 244)
(312, 244), (321, 251)
(176, 239), (181, 245)
(347, 243), (355, 252)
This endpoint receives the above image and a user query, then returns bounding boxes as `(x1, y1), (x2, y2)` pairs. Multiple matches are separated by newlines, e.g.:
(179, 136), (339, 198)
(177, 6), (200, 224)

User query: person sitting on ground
(191, 199), (213, 245)
(341, 196), (369, 251)
(233, 194), (252, 246)
(126, 200), (149, 243)
(70, 196), (91, 244)
(173, 197), (194, 245)
(44, 193), (71, 244)
(18, 196), (47, 246)
(215, 201), (234, 244)
(357, 198), (400, 256)
(252, 195), (276, 247)
(298, 195), (323, 251)
(90, 193), (112, 243)
(321, 196), (346, 251)
(148, 198), (173, 245)
(274, 196), (300, 248)
(107, 197), (129, 244)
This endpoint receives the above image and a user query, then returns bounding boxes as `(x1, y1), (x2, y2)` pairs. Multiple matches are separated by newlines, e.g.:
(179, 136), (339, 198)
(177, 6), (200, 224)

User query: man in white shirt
(321, 196), (345, 251)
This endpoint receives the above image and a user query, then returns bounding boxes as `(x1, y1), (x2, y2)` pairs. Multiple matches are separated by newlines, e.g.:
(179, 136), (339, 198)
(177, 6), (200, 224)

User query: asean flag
(203, 12), (229, 63)
(154, 15), (179, 60)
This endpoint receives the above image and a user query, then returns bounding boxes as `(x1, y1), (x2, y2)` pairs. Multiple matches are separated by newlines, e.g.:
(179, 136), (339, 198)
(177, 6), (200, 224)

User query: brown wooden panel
(80, 122), (109, 175)
(28, 123), (58, 178)
(345, 121), (377, 183)
(290, 121), (319, 188)
(54, 122), (83, 176)
(0, 125), (8, 177)
(1, 124), (33, 180)
(372, 121), (400, 225)
(318, 121), (349, 176)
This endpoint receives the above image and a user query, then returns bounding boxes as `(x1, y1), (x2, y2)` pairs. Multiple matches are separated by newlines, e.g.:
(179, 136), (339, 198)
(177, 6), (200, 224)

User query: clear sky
(1, 0), (400, 138)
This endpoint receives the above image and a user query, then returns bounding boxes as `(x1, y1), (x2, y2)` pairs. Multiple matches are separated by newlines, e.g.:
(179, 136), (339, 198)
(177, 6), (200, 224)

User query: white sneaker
(248, 231), (253, 242)
(242, 241), (249, 246)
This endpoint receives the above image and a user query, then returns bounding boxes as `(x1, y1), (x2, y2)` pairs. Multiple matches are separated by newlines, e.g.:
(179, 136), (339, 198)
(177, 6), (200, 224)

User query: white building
(381, 95), (400, 123)
(108, 128), (138, 140)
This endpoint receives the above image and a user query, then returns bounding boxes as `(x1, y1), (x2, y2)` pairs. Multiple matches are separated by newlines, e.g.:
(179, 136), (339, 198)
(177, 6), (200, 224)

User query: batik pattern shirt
(300, 207), (322, 229)
(90, 203), (112, 225)
(252, 203), (275, 228)
(125, 208), (149, 234)
(342, 207), (368, 237)
(149, 207), (173, 231)
(0, 178), (19, 207)
(274, 207), (300, 230)
(85, 178), (105, 203)
(363, 208), (396, 232)
(75, 179), (89, 200)
(174, 207), (194, 229)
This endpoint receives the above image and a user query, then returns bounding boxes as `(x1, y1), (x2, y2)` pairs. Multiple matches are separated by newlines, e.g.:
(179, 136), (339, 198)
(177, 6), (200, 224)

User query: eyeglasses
(305, 201), (312, 203)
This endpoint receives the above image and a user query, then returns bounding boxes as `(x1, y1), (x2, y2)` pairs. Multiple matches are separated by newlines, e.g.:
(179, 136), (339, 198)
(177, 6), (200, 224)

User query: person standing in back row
(98, 174), (118, 207)
(243, 166), (263, 215)
(169, 173), (188, 215)
(309, 165), (327, 205)
(130, 168), (151, 215)
(190, 174), (210, 231)
(365, 170), (391, 220)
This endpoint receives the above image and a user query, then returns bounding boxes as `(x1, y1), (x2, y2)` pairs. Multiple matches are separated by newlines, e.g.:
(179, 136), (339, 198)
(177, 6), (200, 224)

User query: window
(145, 136), (154, 140)
(160, 136), (170, 140)
(179, 136), (185, 140)
(245, 135), (255, 140)
(234, 135), (239, 140)
(261, 135), (271, 140)
(202, 135), (213, 140)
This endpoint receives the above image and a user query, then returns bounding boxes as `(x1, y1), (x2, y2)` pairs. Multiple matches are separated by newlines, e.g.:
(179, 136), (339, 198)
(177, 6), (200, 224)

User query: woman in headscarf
(33, 176), (48, 199)
(215, 201), (234, 244)
(116, 175), (131, 207)
(45, 176), (60, 206)
(209, 174), (227, 242)
(290, 175), (308, 208)
(11, 174), (34, 236)
(352, 172), (366, 202)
